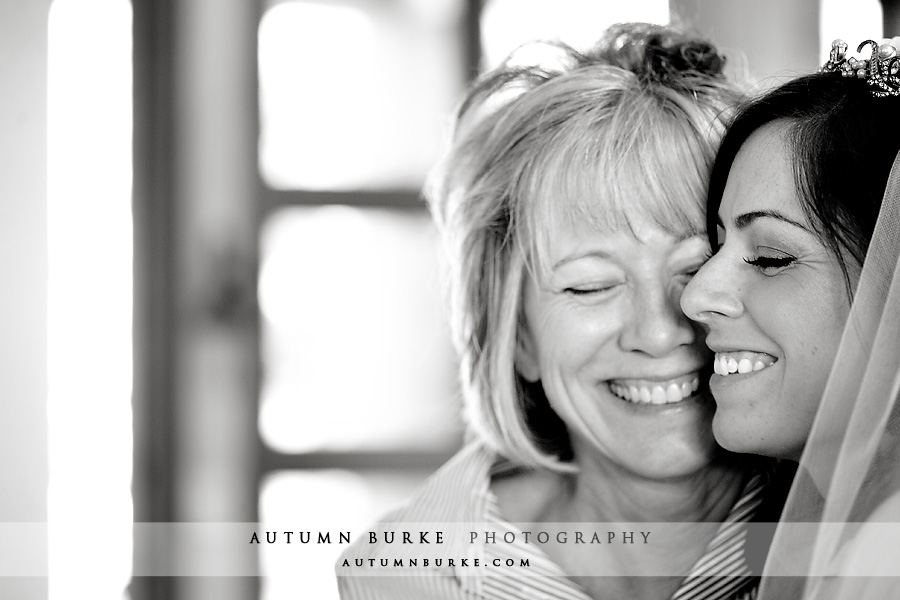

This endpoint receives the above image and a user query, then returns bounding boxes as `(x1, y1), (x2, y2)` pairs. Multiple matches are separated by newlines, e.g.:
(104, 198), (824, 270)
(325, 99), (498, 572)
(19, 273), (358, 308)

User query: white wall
(0, 0), (51, 598)
(672, 0), (821, 87)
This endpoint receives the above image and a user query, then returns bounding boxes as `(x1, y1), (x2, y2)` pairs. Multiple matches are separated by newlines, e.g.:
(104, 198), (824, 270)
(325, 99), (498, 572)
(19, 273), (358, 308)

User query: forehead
(533, 152), (703, 232)
(515, 101), (713, 272)
(530, 208), (709, 289)
(525, 163), (706, 277)
(720, 122), (805, 222)
(544, 207), (699, 254)
(542, 186), (685, 241)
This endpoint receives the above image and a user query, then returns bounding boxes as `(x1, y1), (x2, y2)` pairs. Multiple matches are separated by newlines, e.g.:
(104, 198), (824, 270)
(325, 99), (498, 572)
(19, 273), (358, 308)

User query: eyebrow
(551, 231), (706, 269)
(552, 250), (612, 269)
(716, 210), (811, 233)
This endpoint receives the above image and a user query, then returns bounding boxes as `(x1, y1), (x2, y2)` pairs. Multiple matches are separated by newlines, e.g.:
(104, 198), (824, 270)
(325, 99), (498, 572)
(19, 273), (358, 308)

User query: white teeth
(666, 384), (681, 403)
(715, 352), (776, 377)
(651, 386), (667, 405)
(608, 376), (700, 405)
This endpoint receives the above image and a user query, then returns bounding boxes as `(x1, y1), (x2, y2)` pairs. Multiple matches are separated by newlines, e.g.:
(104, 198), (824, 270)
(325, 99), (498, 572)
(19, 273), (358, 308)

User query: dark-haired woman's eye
(743, 254), (795, 274)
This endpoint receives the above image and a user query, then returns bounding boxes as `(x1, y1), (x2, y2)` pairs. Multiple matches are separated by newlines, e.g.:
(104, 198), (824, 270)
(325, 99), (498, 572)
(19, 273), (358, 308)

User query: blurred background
(1, 0), (896, 599)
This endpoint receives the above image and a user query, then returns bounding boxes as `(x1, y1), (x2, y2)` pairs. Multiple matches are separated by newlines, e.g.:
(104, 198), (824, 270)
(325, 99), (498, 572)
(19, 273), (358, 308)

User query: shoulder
(336, 574), (467, 599)
(336, 441), (494, 566)
(389, 439), (497, 523)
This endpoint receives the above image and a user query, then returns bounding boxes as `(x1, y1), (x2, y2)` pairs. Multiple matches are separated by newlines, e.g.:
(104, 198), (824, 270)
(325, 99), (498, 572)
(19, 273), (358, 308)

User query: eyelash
(565, 284), (618, 296)
(564, 262), (706, 296)
(669, 252), (713, 281)
(717, 224), (797, 273)
(694, 250), (714, 272)
(743, 255), (796, 272)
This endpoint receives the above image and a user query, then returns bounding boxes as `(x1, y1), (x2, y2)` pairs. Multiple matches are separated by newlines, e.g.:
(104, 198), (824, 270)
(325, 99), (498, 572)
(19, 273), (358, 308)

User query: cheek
(797, 300), (849, 391)
(798, 271), (852, 353)
(767, 277), (850, 409)
(537, 306), (621, 366)
(747, 272), (849, 349)
(786, 348), (832, 424)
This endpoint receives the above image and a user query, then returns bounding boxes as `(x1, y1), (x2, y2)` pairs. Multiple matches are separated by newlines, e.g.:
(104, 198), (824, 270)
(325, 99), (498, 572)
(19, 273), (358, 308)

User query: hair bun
(592, 22), (726, 81)
(649, 36), (725, 78)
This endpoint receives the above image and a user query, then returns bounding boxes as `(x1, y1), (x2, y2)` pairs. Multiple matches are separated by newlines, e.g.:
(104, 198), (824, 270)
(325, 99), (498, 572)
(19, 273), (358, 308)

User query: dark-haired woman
(682, 37), (900, 599)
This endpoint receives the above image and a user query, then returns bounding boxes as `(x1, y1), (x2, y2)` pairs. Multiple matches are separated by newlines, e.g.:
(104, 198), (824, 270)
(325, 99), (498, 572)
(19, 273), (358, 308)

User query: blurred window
(256, 2), (467, 597)
(258, 0), (465, 190)
(259, 468), (434, 599)
(258, 206), (460, 454)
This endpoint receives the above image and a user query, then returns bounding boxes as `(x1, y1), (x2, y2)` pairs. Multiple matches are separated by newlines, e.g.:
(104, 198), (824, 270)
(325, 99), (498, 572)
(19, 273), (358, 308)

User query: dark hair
(707, 72), (900, 292)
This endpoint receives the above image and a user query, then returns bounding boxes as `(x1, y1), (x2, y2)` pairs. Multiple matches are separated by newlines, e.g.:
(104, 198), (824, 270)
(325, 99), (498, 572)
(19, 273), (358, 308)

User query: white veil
(758, 150), (900, 597)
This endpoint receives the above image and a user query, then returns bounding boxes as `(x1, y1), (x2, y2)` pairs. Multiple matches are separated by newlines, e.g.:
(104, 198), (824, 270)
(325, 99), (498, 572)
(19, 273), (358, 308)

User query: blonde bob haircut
(426, 23), (742, 471)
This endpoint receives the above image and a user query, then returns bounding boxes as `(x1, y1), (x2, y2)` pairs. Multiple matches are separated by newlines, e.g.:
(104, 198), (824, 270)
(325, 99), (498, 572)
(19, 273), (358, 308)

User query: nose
(680, 253), (744, 324)
(619, 282), (696, 358)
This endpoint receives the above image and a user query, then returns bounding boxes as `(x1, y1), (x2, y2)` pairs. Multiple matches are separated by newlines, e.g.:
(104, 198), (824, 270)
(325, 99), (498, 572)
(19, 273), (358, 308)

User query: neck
(555, 452), (748, 525)
(533, 449), (752, 599)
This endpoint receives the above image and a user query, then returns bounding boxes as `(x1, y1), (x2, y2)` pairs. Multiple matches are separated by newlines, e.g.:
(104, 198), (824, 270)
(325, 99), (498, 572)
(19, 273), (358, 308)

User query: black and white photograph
(2, 1), (900, 599)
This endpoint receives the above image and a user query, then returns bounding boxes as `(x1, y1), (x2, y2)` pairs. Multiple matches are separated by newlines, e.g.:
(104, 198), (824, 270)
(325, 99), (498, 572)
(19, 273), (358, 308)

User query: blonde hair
(427, 23), (743, 471)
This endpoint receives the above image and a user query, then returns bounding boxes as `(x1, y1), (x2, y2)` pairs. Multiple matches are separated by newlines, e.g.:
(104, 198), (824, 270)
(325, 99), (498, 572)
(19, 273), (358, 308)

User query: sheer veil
(758, 150), (900, 598)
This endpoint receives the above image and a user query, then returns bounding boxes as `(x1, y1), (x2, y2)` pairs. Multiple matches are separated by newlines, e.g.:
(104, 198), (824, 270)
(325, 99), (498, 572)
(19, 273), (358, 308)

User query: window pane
(258, 0), (465, 190)
(258, 206), (462, 453)
(259, 469), (432, 600)
(481, 0), (669, 69)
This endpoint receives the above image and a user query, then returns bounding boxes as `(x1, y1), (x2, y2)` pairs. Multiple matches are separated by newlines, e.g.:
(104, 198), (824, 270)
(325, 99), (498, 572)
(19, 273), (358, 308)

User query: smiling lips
(713, 351), (777, 376)
(608, 373), (700, 406)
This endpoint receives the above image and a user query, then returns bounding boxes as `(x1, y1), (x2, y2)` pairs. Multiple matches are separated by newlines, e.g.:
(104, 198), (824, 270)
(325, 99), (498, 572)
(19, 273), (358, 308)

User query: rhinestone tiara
(820, 38), (900, 97)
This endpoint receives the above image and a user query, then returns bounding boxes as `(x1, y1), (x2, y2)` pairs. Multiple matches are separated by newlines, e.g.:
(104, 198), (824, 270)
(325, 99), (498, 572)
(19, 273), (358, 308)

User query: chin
(635, 458), (719, 482)
(711, 410), (745, 451)
(638, 439), (724, 480)
(711, 410), (775, 458)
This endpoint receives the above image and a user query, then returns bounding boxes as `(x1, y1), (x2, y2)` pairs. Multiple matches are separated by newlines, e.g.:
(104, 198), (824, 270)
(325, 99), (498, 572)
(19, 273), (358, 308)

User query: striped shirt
(336, 441), (771, 600)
